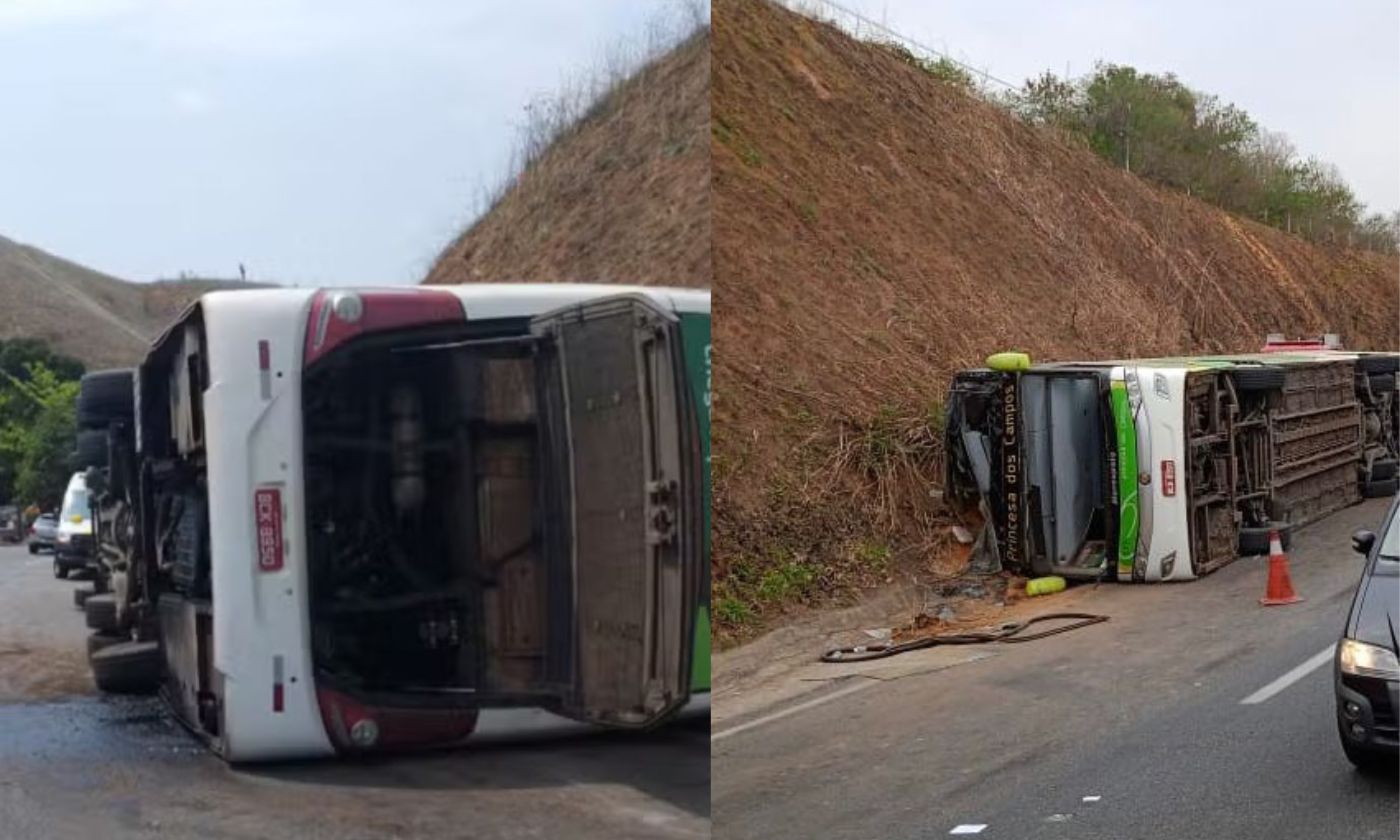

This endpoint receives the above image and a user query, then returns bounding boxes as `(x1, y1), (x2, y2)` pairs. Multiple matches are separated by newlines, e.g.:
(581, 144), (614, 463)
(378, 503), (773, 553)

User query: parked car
(28, 513), (58, 554)
(0, 505), (22, 543)
(53, 473), (94, 578)
(1335, 496), (1399, 773)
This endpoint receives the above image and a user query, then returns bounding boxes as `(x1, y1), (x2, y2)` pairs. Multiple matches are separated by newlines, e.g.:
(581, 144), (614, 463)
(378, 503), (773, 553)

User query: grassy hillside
(424, 29), (710, 288)
(710, 0), (1399, 640)
(0, 235), (266, 368)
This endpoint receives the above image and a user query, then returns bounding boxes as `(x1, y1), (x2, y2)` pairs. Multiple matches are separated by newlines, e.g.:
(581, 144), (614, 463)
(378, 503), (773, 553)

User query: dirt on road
(0, 548), (91, 701)
(0, 543), (709, 840)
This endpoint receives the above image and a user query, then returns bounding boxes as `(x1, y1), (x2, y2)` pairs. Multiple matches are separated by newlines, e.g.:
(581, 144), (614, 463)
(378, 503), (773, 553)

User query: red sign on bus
(255, 487), (283, 572)
(1161, 460), (1177, 497)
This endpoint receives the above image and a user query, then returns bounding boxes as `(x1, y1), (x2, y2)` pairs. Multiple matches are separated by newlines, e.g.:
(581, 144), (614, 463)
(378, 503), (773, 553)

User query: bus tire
(84, 594), (120, 633)
(86, 631), (127, 656)
(1370, 459), (1399, 482)
(1232, 366), (1285, 393)
(74, 429), (108, 470)
(1238, 524), (1292, 555)
(76, 369), (135, 429)
(1362, 478), (1399, 499)
(90, 641), (162, 695)
(1357, 355), (1400, 375)
(73, 586), (95, 609)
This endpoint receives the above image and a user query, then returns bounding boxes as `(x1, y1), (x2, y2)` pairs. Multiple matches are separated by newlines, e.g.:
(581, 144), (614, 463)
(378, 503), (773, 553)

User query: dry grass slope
(424, 29), (711, 288)
(711, 0), (1399, 640)
(0, 235), (265, 368)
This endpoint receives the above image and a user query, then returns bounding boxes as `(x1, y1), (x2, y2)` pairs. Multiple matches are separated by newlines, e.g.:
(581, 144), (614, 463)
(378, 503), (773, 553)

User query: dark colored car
(28, 513), (58, 554)
(1335, 497), (1400, 773)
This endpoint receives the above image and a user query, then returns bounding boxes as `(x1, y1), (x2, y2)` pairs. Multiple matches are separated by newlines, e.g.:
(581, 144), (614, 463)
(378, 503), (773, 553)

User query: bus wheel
(1232, 366), (1285, 392)
(90, 641), (162, 695)
(73, 587), (95, 609)
(86, 631), (127, 656)
(84, 594), (120, 633)
(1238, 523), (1292, 555)
(1362, 478), (1399, 499)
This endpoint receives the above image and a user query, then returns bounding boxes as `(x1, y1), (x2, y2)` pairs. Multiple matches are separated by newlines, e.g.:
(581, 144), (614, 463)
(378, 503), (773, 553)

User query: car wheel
(1238, 524), (1292, 555)
(90, 640), (162, 695)
(73, 587), (96, 609)
(1339, 721), (1398, 775)
(1233, 366), (1286, 392)
(1362, 478), (1399, 499)
(28, 543), (37, 555)
(1368, 459), (1399, 482)
(53, 558), (67, 579)
(84, 594), (120, 633)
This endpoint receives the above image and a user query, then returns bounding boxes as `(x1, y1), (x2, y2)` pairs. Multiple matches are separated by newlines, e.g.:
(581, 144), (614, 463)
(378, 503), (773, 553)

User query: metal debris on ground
(820, 613), (1110, 663)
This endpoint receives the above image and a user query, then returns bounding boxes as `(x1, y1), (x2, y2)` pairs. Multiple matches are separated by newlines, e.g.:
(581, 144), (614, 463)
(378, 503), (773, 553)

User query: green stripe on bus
(1111, 381), (1138, 576)
(679, 313), (711, 690)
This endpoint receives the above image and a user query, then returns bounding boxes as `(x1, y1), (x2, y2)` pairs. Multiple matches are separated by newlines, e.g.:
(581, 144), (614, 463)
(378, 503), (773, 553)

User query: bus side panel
(678, 312), (711, 693)
(201, 291), (334, 762)
(1135, 368), (1194, 581)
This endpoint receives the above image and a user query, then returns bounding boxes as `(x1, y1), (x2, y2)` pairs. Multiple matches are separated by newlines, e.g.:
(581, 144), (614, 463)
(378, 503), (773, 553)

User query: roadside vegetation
(876, 40), (1396, 253)
(0, 339), (83, 511)
(1009, 64), (1399, 253)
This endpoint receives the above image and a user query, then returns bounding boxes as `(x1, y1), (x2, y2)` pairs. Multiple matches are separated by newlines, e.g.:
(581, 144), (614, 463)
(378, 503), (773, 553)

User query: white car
(81, 285), (712, 762)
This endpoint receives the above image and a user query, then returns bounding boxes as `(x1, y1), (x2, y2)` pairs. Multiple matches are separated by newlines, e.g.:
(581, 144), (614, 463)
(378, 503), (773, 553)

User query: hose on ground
(819, 612), (1110, 663)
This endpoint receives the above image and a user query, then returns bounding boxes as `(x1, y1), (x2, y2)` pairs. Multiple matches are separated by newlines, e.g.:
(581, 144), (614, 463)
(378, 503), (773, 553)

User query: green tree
(0, 338), (84, 384)
(0, 361), (79, 508)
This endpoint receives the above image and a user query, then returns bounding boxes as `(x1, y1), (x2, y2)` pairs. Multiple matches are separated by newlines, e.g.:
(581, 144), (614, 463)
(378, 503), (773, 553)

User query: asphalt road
(0, 542), (709, 840)
(713, 498), (1399, 839)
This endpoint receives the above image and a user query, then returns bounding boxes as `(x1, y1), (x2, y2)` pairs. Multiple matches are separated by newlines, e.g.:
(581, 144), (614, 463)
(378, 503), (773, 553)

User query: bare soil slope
(0, 235), (263, 368)
(711, 0), (1399, 637)
(425, 30), (710, 288)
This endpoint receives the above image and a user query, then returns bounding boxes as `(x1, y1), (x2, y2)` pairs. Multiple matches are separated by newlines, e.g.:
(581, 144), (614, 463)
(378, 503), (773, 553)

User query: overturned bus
(73, 285), (710, 761)
(945, 350), (1399, 583)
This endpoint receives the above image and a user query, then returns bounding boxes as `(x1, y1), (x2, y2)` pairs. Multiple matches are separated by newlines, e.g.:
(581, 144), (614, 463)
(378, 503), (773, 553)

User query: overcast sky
(837, 0), (1399, 217)
(0, 0), (701, 286)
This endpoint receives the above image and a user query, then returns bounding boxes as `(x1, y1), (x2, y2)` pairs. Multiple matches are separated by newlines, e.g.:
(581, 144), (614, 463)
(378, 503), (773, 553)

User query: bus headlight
(1339, 639), (1400, 680)
(349, 717), (380, 748)
(331, 292), (364, 324)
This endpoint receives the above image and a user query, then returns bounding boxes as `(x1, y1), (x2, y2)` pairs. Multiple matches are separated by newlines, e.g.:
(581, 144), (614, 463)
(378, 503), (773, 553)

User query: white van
(77, 285), (712, 761)
(53, 472), (94, 579)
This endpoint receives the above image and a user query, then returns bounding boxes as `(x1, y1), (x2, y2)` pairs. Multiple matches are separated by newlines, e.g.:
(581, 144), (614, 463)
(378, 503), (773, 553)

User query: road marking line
(1082, 795), (1101, 802)
(950, 825), (987, 835)
(711, 679), (876, 743)
(1240, 644), (1335, 705)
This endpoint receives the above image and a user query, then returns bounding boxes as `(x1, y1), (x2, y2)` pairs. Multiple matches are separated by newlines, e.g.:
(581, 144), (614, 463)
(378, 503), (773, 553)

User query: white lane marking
(711, 679), (875, 743)
(1240, 644), (1335, 705)
(1082, 795), (1101, 802)
(949, 825), (987, 835)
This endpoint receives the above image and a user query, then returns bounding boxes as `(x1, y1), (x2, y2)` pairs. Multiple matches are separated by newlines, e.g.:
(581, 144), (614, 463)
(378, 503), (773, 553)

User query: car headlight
(1339, 639), (1400, 680)
(57, 533), (72, 544)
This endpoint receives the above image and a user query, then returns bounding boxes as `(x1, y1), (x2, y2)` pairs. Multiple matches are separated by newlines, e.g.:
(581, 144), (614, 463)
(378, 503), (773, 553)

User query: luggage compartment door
(531, 295), (692, 728)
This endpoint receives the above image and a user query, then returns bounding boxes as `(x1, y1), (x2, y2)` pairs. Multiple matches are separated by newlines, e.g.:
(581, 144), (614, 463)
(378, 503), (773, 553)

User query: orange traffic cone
(1260, 529), (1303, 606)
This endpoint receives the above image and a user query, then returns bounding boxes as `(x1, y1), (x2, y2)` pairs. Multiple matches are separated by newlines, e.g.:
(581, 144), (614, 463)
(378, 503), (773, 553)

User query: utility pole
(1125, 101), (1132, 172)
